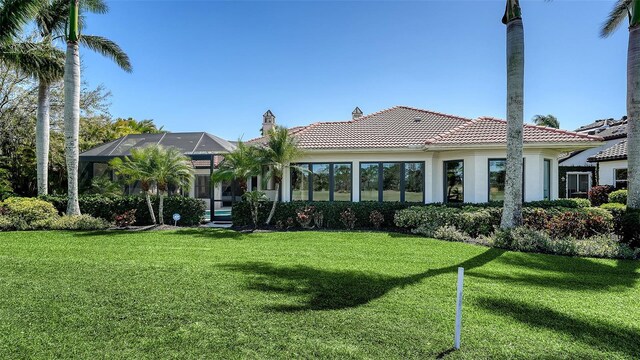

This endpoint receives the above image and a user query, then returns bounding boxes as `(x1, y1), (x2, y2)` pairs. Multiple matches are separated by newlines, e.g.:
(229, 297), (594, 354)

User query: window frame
(358, 161), (425, 203)
(486, 158), (527, 202)
(614, 168), (628, 190)
(565, 171), (591, 198)
(290, 162), (353, 202)
(444, 160), (465, 204)
(194, 174), (211, 199)
(543, 159), (552, 200)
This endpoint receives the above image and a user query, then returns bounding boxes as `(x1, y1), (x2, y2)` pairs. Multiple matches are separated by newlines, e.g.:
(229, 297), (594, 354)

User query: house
(249, 106), (602, 204)
(79, 132), (237, 220)
(559, 117), (627, 196)
(587, 140), (629, 190)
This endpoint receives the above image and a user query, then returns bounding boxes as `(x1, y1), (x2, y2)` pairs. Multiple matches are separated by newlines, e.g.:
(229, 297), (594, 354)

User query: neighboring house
(249, 106), (602, 204)
(79, 132), (237, 220)
(587, 140), (629, 190)
(559, 117), (627, 197)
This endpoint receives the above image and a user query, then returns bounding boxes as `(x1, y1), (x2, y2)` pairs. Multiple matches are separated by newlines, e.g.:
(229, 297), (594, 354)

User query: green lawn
(0, 230), (638, 359)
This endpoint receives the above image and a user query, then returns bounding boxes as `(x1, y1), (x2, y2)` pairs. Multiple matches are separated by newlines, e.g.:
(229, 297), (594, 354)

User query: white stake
(454, 267), (464, 350)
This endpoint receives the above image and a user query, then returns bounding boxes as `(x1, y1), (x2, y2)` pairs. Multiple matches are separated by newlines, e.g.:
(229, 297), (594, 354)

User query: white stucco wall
(597, 160), (628, 187)
(277, 148), (560, 204)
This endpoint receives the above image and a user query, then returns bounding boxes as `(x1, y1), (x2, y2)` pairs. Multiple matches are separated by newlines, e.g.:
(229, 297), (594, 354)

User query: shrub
(492, 227), (552, 253)
(296, 205), (315, 229)
(525, 198), (591, 209)
(395, 206), (500, 238)
(600, 203), (626, 235)
(340, 208), (357, 230)
(313, 211), (324, 228)
(50, 215), (111, 230)
(522, 207), (613, 239)
(41, 195), (204, 226)
(609, 190), (627, 204)
(1, 197), (58, 224)
(433, 225), (469, 242)
(588, 185), (612, 206)
(369, 210), (384, 229)
(0, 215), (12, 230)
(622, 208), (640, 248)
(574, 235), (637, 259)
(114, 209), (136, 228)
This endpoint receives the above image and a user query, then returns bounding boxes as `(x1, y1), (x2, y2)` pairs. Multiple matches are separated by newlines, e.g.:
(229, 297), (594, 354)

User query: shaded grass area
(0, 229), (638, 359)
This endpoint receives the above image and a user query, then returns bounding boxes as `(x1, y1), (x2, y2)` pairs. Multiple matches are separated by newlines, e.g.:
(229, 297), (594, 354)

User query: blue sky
(82, 1), (629, 140)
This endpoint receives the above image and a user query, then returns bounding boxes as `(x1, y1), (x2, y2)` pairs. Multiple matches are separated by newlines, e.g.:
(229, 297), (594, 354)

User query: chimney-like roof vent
(414, 116), (422, 122)
(352, 107), (363, 120)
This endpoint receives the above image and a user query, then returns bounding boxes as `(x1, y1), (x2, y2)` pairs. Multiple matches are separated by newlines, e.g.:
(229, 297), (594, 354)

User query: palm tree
(109, 146), (160, 224)
(532, 114), (559, 129)
(153, 147), (193, 225)
(35, 0), (131, 196)
(260, 126), (304, 225)
(211, 140), (263, 186)
(500, 0), (525, 229)
(602, 0), (640, 209)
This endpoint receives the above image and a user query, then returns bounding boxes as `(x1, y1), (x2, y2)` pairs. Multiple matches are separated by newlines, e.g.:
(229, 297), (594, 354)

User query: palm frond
(79, 35), (132, 72)
(0, 0), (42, 43)
(0, 41), (65, 82)
(35, 0), (68, 37)
(601, 0), (631, 37)
(81, 0), (108, 14)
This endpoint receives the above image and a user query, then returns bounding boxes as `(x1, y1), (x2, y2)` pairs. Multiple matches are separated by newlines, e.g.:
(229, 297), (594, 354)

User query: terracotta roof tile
(588, 140), (627, 162)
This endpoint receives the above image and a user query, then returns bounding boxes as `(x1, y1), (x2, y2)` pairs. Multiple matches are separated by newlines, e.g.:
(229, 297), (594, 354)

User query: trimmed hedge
(0, 197), (109, 231)
(609, 190), (628, 204)
(41, 195), (205, 226)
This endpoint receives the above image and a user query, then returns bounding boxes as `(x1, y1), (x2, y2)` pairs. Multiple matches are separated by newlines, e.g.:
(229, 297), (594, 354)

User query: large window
(444, 160), (464, 203)
(291, 163), (352, 201)
(195, 175), (211, 198)
(360, 162), (424, 202)
(566, 172), (590, 198)
(544, 159), (551, 200)
(615, 168), (628, 190)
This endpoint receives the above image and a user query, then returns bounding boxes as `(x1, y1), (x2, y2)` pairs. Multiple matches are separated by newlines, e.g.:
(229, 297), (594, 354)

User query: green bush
(432, 225), (469, 242)
(622, 208), (640, 247)
(608, 190), (628, 204)
(395, 206), (500, 238)
(41, 195), (205, 226)
(524, 198), (591, 209)
(600, 203), (626, 235)
(1, 197), (58, 224)
(588, 185), (613, 206)
(50, 215), (111, 230)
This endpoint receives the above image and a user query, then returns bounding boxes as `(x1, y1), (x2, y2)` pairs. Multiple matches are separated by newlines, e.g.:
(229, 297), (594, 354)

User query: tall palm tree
(35, 0), (131, 196)
(64, 0), (81, 215)
(153, 147), (193, 225)
(500, 0), (525, 229)
(109, 146), (160, 225)
(532, 114), (559, 129)
(602, 0), (640, 209)
(260, 126), (304, 225)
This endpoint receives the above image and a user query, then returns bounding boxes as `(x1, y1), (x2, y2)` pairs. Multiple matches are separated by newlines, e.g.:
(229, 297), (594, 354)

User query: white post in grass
(454, 267), (464, 350)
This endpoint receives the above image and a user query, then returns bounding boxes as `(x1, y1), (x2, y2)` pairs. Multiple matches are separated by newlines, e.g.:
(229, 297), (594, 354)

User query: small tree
(153, 147), (193, 225)
(243, 190), (267, 228)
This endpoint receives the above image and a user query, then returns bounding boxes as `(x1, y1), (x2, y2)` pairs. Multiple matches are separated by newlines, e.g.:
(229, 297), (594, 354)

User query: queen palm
(532, 114), (559, 129)
(153, 147), (193, 225)
(35, 0), (131, 196)
(260, 126), (304, 225)
(500, 0), (525, 228)
(602, 0), (640, 209)
(211, 140), (263, 186)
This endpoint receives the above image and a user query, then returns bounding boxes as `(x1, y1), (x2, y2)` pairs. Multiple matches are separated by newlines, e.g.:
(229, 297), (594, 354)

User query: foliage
(85, 176), (122, 196)
(42, 194), (205, 226)
(49, 215), (110, 230)
(395, 206), (500, 238)
(524, 198), (591, 209)
(588, 185), (613, 206)
(114, 209), (136, 228)
(600, 203), (627, 234)
(242, 191), (268, 228)
(0, 168), (13, 200)
(369, 210), (384, 230)
(532, 114), (560, 128)
(608, 189), (628, 204)
(0, 197), (58, 224)
(211, 140), (262, 187)
(622, 208), (640, 248)
(296, 205), (316, 229)
(339, 208), (356, 230)
(432, 225), (469, 242)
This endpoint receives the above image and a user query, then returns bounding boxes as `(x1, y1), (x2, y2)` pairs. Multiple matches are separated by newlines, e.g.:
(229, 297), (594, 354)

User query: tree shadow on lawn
(221, 248), (506, 311)
(71, 228), (245, 239)
(477, 296), (640, 358)
(467, 254), (640, 292)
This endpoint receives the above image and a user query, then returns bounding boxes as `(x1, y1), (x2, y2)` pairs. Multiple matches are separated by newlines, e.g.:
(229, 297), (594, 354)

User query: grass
(0, 229), (639, 359)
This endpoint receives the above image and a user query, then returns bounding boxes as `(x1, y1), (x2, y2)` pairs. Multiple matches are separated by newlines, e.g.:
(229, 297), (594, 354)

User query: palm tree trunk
(36, 80), (50, 196)
(627, 26), (640, 209)
(158, 193), (164, 225)
(64, 41), (81, 215)
(145, 191), (157, 224)
(265, 182), (279, 225)
(500, 18), (524, 229)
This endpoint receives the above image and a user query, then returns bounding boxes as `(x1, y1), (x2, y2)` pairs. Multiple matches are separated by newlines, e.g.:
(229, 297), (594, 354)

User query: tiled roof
(426, 117), (602, 146)
(576, 119), (608, 132)
(248, 106), (601, 150)
(594, 122), (627, 140)
(587, 140), (627, 162)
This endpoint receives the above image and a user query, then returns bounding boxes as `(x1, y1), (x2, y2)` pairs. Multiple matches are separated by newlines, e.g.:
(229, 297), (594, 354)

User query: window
(291, 163), (352, 201)
(566, 172), (591, 198)
(488, 159), (506, 201)
(291, 164), (310, 201)
(544, 159), (551, 200)
(360, 163), (379, 201)
(404, 162), (424, 203)
(195, 175), (211, 198)
(360, 162), (425, 202)
(615, 168), (628, 190)
(444, 160), (464, 203)
(312, 164), (330, 201)
(333, 164), (352, 201)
